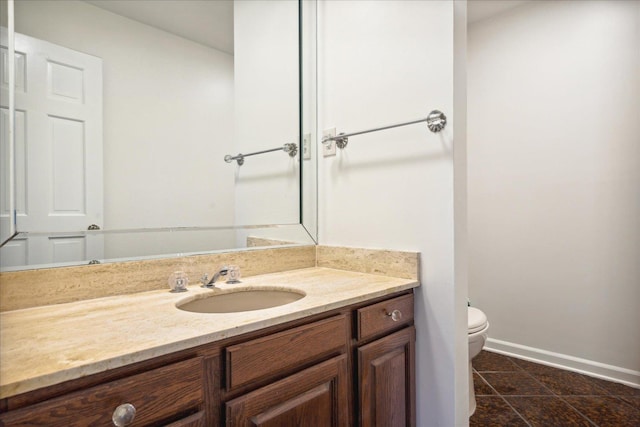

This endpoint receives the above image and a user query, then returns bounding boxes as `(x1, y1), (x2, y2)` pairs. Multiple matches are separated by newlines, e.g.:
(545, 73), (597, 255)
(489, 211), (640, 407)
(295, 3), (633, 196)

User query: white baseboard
(484, 338), (640, 389)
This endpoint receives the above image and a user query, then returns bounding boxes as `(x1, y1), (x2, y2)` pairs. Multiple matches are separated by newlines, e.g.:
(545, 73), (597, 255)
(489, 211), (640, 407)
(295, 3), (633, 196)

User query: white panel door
(1, 33), (104, 268)
(0, 237), (27, 268)
(0, 233), (105, 269)
(0, 36), (26, 243)
(14, 33), (103, 232)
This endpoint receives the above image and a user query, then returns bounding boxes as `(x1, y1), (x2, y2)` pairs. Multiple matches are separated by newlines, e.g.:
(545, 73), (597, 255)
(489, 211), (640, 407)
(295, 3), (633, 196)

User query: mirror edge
(300, 0), (318, 244)
(0, 0), (16, 245)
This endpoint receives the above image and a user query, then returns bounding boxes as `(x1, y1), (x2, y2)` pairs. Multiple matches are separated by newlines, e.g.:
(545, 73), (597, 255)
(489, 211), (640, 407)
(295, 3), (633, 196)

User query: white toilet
(468, 306), (489, 416)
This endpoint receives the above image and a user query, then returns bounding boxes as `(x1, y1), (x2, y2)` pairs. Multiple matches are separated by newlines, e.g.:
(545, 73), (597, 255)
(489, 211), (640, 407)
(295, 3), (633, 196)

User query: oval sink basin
(176, 288), (305, 313)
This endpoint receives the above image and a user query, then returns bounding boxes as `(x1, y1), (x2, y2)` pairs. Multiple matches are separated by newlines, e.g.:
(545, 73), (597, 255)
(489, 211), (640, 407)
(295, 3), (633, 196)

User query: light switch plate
(322, 128), (337, 157)
(302, 133), (311, 160)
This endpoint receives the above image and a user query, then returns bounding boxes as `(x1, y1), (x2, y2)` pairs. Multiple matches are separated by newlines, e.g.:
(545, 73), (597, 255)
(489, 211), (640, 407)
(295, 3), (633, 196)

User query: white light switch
(302, 133), (311, 160)
(323, 128), (337, 157)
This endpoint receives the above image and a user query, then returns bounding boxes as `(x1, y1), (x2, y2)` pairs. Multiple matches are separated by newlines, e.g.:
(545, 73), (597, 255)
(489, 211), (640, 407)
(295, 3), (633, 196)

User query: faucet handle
(200, 274), (209, 287)
(168, 271), (188, 293)
(226, 265), (241, 284)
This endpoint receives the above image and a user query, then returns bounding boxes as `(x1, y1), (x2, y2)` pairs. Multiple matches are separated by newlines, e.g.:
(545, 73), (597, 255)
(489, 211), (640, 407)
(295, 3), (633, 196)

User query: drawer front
(356, 293), (414, 341)
(164, 411), (205, 427)
(226, 315), (348, 391)
(0, 357), (203, 427)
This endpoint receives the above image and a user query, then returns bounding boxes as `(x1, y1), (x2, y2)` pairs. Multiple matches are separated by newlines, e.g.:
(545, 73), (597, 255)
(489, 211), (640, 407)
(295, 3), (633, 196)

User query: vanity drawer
(225, 315), (348, 391)
(356, 293), (414, 341)
(0, 357), (203, 427)
(164, 411), (205, 427)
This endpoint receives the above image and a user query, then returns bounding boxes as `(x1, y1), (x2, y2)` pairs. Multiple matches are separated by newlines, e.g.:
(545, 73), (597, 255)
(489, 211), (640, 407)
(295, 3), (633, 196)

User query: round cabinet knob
(386, 309), (402, 322)
(112, 403), (136, 427)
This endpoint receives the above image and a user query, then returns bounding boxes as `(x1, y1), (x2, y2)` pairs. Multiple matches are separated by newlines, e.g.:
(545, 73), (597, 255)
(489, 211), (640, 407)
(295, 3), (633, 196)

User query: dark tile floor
(470, 350), (640, 427)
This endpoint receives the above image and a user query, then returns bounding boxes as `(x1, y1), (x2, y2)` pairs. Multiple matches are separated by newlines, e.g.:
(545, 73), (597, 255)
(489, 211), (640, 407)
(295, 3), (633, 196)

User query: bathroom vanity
(0, 267), (417, 426)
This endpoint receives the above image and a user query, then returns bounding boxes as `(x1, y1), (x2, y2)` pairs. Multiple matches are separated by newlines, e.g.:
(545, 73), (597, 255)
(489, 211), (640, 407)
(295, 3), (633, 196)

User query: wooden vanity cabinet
(0, 291), (415, 427)
(224, 315), (348, 392)
(358, 327), (416, 427)
(356, 293), (416, 427)
(164, 411), (206, 427)
(0, 357), (206, 427)
(220, 292), (416, 427)
(225, 355), (350, 426)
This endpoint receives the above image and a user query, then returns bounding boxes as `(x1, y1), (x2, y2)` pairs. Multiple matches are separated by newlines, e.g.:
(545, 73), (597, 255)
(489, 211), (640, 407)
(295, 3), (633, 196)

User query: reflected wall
(0, 0), (318, 271)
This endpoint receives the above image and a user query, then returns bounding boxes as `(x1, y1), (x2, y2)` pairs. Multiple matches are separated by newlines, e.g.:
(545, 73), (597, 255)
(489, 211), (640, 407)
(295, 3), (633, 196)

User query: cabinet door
(358, 327), (415, 427)
(226, 355), (350, 427)
(165, 411), (205, 427)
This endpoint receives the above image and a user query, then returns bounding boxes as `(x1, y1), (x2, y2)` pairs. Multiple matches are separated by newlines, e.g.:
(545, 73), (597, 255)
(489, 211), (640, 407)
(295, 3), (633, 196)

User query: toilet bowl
(468, 306), (489, 416)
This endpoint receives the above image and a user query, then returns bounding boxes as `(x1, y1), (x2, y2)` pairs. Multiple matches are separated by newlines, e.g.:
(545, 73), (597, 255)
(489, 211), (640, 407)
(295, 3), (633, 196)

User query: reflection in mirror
(0, 0), (15, 246)
(0, 224), (314, 272)
(301, 0), (317, 242)
(0, 0), (318, 270)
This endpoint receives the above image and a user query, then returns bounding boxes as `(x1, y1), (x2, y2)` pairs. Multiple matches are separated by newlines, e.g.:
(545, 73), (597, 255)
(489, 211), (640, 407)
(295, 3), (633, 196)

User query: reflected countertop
(0, 267), (418, 399)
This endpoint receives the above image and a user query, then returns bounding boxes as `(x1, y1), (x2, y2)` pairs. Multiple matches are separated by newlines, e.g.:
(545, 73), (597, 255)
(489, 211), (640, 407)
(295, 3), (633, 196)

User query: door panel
(358, 327), (416, 427)
(226, 355), (350, 427)
(0, 236), (27, 267)
(49, 116), (86, 214)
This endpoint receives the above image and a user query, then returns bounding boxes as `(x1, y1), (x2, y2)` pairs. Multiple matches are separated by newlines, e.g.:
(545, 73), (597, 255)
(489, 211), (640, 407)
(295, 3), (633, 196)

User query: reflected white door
(0, 233), (104, 269)
(0, 33), (104, 267)
(0, 28), (22, 244)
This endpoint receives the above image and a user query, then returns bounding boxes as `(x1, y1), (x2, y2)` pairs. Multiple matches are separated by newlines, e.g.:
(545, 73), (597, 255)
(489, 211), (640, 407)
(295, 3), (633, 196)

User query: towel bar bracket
(426, 110), (447, 133)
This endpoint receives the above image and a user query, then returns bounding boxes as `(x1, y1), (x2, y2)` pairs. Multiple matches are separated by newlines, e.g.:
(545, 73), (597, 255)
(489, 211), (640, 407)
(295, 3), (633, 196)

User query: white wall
(0, 0), (7, 27)
(318, 1), (468, 425)
(14, 0), (236, 231)
(103, 228), (238, 260)
(233, 0), (300, 227)
(468, 0), (640, 385)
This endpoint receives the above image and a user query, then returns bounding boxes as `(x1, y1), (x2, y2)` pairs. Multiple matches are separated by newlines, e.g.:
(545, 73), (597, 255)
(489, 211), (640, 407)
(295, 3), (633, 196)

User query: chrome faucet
(200, 266), (229, 288)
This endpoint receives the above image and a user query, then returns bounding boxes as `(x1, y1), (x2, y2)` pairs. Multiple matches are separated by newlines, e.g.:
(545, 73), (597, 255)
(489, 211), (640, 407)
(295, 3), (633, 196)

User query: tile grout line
(554, 395), (602, 427)
(612, 395), (640, 413)
(474, 352), (640, 427)
(506, 356), (601, 427)
(474, 370), (533, 427)
(509, 359), (609, 427)
(575, 374), (640, 415)
(472, 356), (640, 427)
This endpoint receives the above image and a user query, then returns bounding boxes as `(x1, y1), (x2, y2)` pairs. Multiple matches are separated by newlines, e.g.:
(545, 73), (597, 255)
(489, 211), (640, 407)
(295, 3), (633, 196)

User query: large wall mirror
(0, 0), (317, 270)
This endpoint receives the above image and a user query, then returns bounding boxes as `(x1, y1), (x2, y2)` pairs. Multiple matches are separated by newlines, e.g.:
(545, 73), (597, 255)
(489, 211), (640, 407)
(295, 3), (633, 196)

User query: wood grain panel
(226, 315), (348, 390)
(357, 294), (414, 341)
(0, 357), (203, 427)
(358, 327), (415, 427)
(165, 411), (205, 427)
(253, 383), (332, 427)
(225, 355), (350, 427)
(374, 349), (406, 426)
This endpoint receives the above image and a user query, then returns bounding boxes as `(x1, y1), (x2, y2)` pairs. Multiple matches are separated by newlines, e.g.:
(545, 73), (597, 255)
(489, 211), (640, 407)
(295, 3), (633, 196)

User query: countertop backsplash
(0, 245), (419, 312)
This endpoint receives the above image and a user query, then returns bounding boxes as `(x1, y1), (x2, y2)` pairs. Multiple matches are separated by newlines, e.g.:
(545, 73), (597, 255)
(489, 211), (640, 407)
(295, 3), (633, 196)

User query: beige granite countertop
(0, 267), (418, 399)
